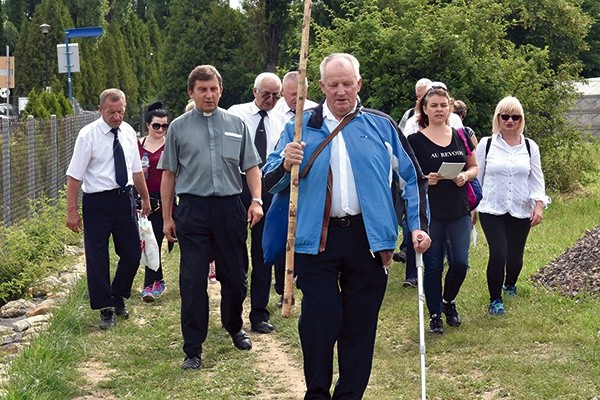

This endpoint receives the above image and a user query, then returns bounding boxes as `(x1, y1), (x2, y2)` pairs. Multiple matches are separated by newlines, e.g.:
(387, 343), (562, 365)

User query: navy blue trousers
(295, 215), (388, 400)
(82, 189), (140, 310)
(175, 195), (248, 358)
(241, 179), (284, 325)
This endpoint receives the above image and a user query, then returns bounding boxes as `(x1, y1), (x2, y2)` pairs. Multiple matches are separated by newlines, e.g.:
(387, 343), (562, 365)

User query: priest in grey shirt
(159, 65), (263, 371)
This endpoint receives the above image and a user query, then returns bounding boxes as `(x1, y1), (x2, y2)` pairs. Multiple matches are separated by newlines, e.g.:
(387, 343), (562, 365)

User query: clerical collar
(203, 111), (213, 117)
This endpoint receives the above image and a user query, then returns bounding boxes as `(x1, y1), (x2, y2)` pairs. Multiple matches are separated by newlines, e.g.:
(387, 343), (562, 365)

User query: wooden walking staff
(282, 0), (312, 317)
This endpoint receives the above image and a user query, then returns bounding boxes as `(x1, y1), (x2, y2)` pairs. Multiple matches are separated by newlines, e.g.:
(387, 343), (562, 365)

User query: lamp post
(39, 23), (50, 90)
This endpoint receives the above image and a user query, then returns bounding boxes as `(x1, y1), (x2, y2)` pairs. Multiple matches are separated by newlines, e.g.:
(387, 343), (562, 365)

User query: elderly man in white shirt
(228, 72), (288, 334)
(275, 70), (319, 121)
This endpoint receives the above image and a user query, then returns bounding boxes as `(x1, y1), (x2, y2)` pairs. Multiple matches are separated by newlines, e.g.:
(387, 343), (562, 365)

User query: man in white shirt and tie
(275, 70), (319, 121)
(228, 72), (288, 334)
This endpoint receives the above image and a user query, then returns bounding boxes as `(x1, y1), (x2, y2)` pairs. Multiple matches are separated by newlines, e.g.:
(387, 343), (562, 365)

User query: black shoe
(392, 250), (407, 263)
(251, 321), (274, 334)
(429, 314), (444, 334)
(181, 355), (201, 370)
(402, 277), (417, 288)
(114, 297), (129, 319)
(276, 294), (295, 308)
(100, 308), (115, 330)
(442, 301), (461, 327)
(231, 330), (252, 350)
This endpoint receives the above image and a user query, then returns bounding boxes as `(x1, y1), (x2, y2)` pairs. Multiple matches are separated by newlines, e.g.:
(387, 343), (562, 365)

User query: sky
(230, 0), (241, 9)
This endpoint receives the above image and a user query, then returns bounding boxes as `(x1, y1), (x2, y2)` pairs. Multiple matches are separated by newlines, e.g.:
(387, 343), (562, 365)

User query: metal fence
(0, 112), (99, 226)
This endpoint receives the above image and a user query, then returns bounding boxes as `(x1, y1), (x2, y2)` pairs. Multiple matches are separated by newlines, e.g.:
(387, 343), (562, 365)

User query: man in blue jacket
(263, 53), (431, 399)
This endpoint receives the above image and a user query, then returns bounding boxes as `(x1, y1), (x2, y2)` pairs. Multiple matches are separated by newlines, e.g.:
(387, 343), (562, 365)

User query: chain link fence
(0, 112), (99, 226)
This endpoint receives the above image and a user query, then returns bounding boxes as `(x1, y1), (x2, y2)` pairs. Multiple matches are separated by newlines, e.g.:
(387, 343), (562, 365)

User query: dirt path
(207, 281), (306, 399)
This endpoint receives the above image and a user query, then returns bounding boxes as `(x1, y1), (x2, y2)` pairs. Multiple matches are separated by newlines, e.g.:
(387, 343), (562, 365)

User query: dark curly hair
(145, 100), (169, 124)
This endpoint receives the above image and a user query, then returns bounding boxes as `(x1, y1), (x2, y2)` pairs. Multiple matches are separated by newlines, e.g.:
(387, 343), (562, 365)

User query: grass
(1, 182), (599, 399)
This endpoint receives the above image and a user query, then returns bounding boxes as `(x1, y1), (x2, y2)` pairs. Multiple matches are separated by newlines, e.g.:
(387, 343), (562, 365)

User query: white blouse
(476, 133), (551, 219)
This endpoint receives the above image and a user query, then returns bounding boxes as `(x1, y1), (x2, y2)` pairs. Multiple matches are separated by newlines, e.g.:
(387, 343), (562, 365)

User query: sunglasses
(259, 90), (281, 101)
(500, 114), (522, 121)
(151, 123), (169, 131)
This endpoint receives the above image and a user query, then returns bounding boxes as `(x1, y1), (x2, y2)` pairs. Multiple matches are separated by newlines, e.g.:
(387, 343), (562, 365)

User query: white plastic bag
(139, 216), (160, 271)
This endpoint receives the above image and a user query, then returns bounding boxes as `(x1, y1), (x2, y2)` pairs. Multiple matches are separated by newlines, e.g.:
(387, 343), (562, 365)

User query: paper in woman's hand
(437, 162), (466, 179)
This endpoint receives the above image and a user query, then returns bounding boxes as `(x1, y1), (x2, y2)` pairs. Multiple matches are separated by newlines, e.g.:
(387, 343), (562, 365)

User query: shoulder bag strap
(456, 127), (472, 156)
(299, 106), (361, 179)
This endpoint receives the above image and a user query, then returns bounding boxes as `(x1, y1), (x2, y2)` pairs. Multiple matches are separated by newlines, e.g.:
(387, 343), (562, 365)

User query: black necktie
(111, 128), (128, 188)
(255, 110), (268, 166)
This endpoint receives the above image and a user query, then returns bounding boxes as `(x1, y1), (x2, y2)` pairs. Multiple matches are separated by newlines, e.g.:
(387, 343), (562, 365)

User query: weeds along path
(207, 280), (307, 399)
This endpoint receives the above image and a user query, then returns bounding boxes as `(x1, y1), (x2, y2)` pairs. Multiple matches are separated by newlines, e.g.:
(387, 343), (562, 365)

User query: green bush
(21, 89), (75, 119)
(0, 194), (80, 305)
(540, 130), (600, 192)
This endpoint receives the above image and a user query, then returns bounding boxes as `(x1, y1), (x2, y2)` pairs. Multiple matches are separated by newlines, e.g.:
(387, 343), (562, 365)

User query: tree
(95, 22), (139, 120)
(159, 0), (254, 114)
(14, 0), (73, 101)
(309, 0), (595, 191)
(580, 0), (600, 77)
(504, 0), (591, 72)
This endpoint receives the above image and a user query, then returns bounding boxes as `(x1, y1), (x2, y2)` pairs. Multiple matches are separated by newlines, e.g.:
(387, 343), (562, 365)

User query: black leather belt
(329, 214), (361, 227)
(110, 185), (133, 195)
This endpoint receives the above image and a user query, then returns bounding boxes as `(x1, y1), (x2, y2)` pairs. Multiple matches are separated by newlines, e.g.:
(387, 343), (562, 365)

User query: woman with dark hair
(139, 101), (169, 302)
(407, 87), (478, 334)
(477, 96), (550, 316)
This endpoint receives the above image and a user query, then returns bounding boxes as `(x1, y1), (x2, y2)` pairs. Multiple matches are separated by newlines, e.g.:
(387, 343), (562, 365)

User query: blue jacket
(263, 102), (429, 255)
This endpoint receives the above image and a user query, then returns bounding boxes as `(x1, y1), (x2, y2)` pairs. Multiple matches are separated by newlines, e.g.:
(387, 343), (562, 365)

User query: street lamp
(39, 23), (50, 90)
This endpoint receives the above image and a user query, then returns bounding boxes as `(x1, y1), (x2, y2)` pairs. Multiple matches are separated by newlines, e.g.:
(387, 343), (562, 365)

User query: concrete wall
(567, 94), (600, 138)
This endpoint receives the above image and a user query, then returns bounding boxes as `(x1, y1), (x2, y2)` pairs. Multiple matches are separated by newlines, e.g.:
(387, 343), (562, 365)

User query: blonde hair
(492, 96), (525, 135)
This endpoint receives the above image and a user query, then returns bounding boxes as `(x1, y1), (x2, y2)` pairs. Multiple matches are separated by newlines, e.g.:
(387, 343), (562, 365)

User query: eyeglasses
(151, 123), (169, 131)
(499, 114), (522, 121)
(259, 90), (281, 100)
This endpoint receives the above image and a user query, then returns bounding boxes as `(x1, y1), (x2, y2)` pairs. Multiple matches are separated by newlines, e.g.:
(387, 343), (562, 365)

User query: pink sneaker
(151, 280), (166, 297)
(208, 261), (217, 283)
(141, 286), (154, 302)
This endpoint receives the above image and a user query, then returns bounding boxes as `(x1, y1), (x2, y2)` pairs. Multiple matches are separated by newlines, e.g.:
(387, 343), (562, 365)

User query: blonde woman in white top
(476, 96), (550, 316)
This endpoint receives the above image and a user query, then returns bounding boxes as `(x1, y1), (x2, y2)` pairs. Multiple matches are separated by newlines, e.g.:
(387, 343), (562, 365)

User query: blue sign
(66, 27), (103, 40)
(65, 26), (103, 101)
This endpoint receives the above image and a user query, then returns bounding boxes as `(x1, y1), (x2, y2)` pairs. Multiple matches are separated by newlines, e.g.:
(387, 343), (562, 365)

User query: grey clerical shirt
(159, 107), (261, 197)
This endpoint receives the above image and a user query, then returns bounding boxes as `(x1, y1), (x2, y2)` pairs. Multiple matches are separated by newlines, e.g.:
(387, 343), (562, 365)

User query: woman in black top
(407, 87), (478, 334)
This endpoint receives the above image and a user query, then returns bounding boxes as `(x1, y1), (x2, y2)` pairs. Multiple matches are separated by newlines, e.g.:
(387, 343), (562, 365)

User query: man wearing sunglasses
(228, 72), (289, 335)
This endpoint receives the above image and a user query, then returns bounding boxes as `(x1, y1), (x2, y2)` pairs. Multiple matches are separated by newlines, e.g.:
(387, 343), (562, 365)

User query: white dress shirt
(322, 102), (361, 217)
(66, 118), (141, 194)
(227, 101), (288, 157)
(275, 97), (320, 121)
(476, 133), (551, 219)
(403, 112), (464, 137)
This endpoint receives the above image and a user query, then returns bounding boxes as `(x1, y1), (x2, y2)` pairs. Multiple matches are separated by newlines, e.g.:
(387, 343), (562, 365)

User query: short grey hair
(99, 88), (126, 107)
(254, 72), (282, 90)
(415, 78), (432, 92)
(319, 53), (361, 81)
(283, 71), (308, 87)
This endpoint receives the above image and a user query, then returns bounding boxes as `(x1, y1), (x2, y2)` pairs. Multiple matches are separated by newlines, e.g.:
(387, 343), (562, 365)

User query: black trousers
(82, 189), (140, 310)
(295, 215), (388, 400)
(175, 194), (249, 358)
(479, 212), (531, 301)
(241, 178), (285, 325)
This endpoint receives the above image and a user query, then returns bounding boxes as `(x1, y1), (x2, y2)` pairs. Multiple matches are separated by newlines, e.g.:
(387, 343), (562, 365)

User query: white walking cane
(416, 234), (427, 400)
